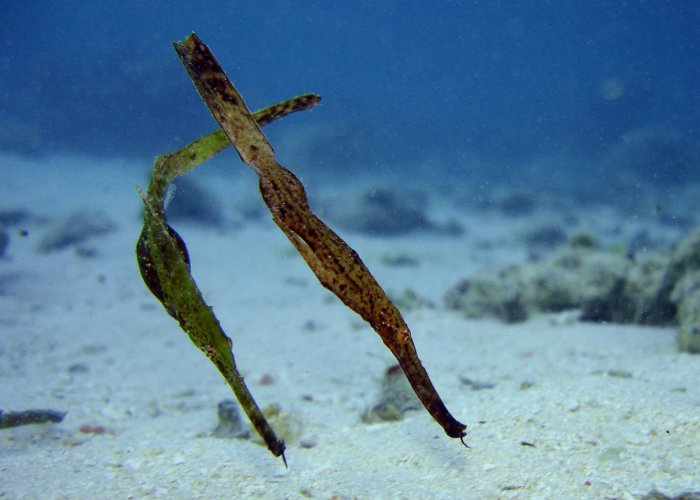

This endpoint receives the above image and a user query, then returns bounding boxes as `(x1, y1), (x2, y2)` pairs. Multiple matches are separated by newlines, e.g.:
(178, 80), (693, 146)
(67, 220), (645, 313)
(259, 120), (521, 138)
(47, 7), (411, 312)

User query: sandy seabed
(1, 153), (699, 499)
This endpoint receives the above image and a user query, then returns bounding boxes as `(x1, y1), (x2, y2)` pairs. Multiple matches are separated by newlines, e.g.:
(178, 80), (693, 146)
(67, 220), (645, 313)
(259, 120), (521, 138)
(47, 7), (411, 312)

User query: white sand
(1, 153), (699, 499)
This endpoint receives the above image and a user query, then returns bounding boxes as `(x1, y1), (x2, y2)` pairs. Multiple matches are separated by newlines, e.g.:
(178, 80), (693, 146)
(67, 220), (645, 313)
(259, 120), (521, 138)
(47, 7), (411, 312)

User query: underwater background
(3, 2), (700, 498)
(3, 1), (699, 188)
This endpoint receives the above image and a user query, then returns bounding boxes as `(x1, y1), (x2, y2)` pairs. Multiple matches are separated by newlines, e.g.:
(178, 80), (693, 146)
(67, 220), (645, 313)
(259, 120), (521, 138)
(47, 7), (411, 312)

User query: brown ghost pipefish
(173, 33), (467, 444)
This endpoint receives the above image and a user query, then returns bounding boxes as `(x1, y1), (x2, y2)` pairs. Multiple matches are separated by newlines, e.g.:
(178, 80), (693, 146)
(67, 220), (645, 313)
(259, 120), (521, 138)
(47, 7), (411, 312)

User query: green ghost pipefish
(137, 93), (320, 466)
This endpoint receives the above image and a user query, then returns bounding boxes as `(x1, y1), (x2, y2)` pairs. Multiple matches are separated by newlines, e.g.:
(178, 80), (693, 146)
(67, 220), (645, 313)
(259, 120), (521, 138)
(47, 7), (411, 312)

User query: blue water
(3, 1), (699, 186)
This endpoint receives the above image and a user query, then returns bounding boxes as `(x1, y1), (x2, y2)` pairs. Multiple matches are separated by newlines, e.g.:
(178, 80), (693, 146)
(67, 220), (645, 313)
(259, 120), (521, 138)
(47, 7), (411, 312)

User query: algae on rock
(445, 230), (700, 353)
(362, 365), (421, 424)
(666, 229), (700, 352)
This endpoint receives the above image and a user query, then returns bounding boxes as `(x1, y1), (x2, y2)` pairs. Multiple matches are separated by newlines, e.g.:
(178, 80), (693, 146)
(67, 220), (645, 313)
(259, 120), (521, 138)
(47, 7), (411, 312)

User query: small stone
(79, 424), (106, 434)
(67, 363), (89, 374)
(299, 437), (317, 449)
(459, 376), (496, 390)
(361, 364), (420, 424)
(606, 369), (633, 379)
(213, 400), (249, 439)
